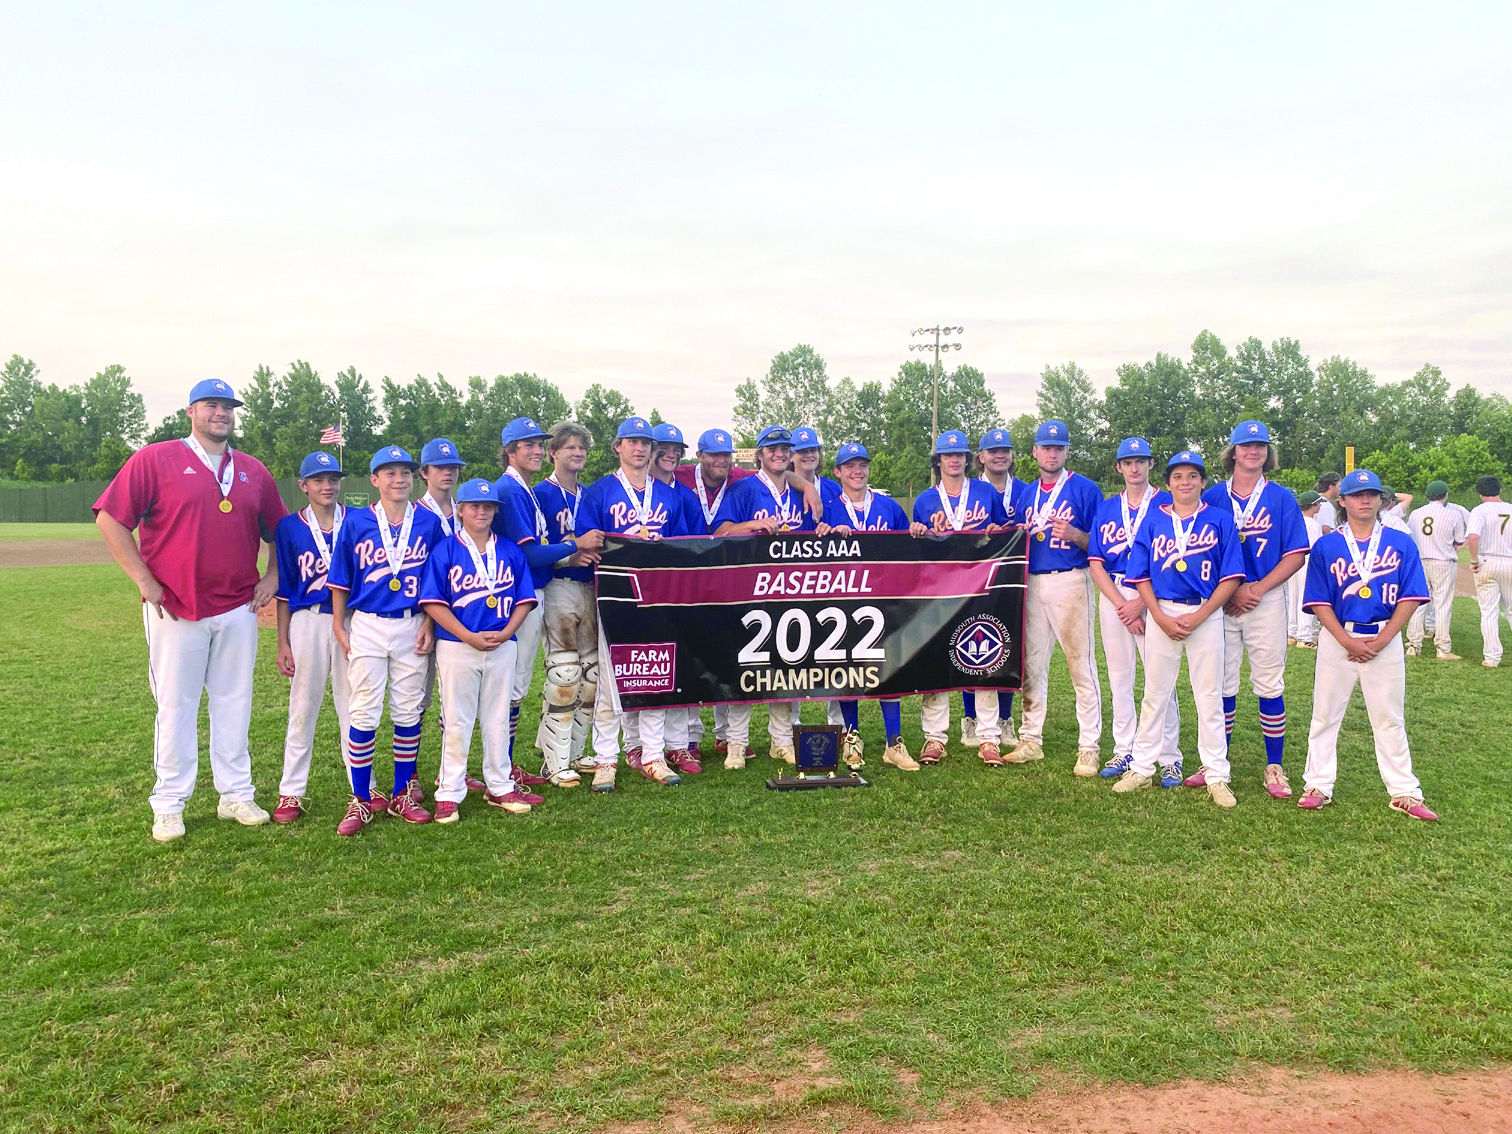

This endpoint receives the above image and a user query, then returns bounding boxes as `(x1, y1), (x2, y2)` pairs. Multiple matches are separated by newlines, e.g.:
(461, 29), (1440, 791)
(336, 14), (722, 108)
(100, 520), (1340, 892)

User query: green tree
(1187, 330), (1238, 456)
(575, 383), (637, 483)
(0, 356), (43, 477)
(235, 365), (279, 464)
(1034, 362), (1104, 468)
(1103, 352), (1197, 467)
(1301, 356), (1377, 473)
(146, 410), (187, 445)
(333, 366), (382, 460)
(460, 373), (572, 474)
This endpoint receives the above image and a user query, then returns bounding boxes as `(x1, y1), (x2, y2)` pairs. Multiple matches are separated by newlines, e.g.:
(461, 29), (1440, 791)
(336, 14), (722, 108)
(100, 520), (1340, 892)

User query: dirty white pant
(1474, 557), (1512, 665)
(1130, 602), (1227, 782)
(1019, 568), (1103, 749)
(346, 610), (430, 731)
(435, 638), (518, 801)
(278, 607), (353, 797)
(1406, 559), (1456, 652)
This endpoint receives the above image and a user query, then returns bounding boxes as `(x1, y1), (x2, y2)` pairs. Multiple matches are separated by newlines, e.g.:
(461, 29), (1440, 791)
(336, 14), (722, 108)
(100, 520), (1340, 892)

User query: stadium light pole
(908, 324), (964, 445)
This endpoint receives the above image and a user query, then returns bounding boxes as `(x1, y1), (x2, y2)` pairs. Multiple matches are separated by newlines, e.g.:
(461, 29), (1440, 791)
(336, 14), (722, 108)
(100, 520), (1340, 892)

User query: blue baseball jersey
(661, 477), (707, 535)
(821, 491), (910, 532)
(712, 474), (817, 533)
(328, 504), (444, 614)
(1025, 471), (1104, 573)
(577, 472), (688, 545)
(817, 475), (843, 504)
(911, 479), (1009, 531)
(274, 509), (344, 614)
(534, 477), (594, 584)
(1124, 503), (1245, 602)
(998, 476), (1036, 530)
(420, 530), (537, 643)
(1202, 480), (1309, 582)
(1302, 526), (1429, 625)
(1087, 489), (1174, 578)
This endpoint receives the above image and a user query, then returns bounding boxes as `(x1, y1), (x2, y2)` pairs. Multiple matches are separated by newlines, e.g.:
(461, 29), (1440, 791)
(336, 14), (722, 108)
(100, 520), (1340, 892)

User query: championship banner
(596, 530), (1026, 711)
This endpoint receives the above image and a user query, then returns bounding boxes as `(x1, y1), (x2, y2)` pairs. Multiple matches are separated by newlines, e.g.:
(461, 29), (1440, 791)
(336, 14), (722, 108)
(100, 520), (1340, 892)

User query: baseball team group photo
(8, 6), (1512, 1132)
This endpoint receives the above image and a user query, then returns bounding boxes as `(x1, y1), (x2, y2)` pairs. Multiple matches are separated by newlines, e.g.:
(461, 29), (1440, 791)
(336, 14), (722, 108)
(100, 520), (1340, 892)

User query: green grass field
(0, 522), (100, 541)
(3, 565), (1510, 1132)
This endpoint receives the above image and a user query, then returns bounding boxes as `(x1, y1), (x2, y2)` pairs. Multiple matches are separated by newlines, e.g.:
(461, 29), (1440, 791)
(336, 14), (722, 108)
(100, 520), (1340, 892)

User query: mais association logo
(949, 615), (1010, 677)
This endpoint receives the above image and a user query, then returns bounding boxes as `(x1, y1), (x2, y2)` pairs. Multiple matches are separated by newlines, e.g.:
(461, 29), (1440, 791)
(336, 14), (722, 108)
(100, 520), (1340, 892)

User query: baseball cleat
(336, 796), (375, 837)
(1404, 644), (1420, 657)
(1207, 781), (1238, 809)
(1287, 636), (1298, 646)
(1111, 771), (1152, 793)
(403, 777), (426, 806)
(1073, 748), (1100, 777)
(1183, 768), (1208, 788)
(485, 789), (533, 813)
(624, 746), (645, 771)
(464, 775), (486, 792)
(723, 744), (748, 770)
(1001, 717), (1018, 746)
(272, 795), (305, 824)
(1100, 753), (1133, 779)
(918, 739), (947, 765)
(368, 789), (389, 817)
(770, 745), (796, 766)
(1005, 738), (1044, 764)
(1436, 651), (1462, 661)
(959, 717), (979, 746)
(513, 766), (550, 787)
(217, 799), (271, 826)
(548, 769), (581, 789)
(433, 800), (460, 824)
(1483, 660), (1501, 669)
(1297, 788), (1331, 810)
(667, 748), (703, 775)
(978, 741), (1003, 767)
(387, 792), (431, 824)
(714, 739), (729, 753)
(1389, 796), (1439, 821)
(591, 765), (617, 792)
(883, 741), (920, 771)
(842, 730), (865, 768)
(152, 811), (185, 842)
(643, 759), (682, 786)
(1263, 764), (1292, 799)
(1296, 640), (1316, 649)
(1159, 761), (1184, 789)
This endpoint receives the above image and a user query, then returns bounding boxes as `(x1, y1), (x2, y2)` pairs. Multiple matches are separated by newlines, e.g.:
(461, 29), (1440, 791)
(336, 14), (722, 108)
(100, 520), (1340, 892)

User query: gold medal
(1358, 585), (1372, 599)
(1175, 559), (1188, 572)
(389, 577), (402, 591)
(1036, 531), (1047, 542)
(1238, 533), (1246, 543)
(486, 595), (499, 608)
(539, 535), (548, 545)
(219, 499), (233, 513)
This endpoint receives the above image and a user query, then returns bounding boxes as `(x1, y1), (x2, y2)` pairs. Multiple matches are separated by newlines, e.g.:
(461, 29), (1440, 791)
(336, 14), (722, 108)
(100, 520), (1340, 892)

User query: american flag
(320, 424), (344, 445)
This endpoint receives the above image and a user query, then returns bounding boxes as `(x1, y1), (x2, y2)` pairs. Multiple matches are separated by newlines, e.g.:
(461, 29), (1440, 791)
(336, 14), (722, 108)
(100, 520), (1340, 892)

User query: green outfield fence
(0, 479), (385, 523)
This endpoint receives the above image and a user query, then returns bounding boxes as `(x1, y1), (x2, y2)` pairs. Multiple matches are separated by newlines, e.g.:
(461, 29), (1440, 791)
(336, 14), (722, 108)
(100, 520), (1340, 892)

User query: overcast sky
(4, 1), (1509, 431)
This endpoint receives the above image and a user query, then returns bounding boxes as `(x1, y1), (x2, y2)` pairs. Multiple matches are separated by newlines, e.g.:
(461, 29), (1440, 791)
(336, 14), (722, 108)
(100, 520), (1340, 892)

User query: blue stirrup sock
(880, 700), (902, 744)
(348, 727), (376, 801)
(1258, 695), (1286, 765)
(392, 720), (421, 795)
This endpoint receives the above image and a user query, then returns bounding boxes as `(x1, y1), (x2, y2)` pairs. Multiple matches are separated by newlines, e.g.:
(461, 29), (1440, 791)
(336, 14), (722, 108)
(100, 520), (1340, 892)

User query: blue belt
(370, 609), (416, 620)
(1166, 596), (1201, 606)
(1345, 621), (1382, 634)
(1033, 567), (1085, 576)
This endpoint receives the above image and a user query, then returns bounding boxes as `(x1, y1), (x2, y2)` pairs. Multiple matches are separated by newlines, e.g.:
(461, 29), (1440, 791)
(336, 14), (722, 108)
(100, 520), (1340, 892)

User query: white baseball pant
(725, 701), (797, 752)
(590, 622), (665, 765)
(1129, 601), (1228, 782)
(1098, 585), (1181, 762)
(278, 607), (353, 797)
(538, 577), (598, 772)
(435, 638), (518, 802)
(346, 610), (430, 732)
(1475, 556), (1512, 665)
(664, 705), (691, 750)
(1019, 568), (1103, 750)
(687, 704), (728, 748)
(1223, 587), (1287, 698)
(922, 690), (999, 744)
(1303, 631), (1421, 799)
(1287, 570), (1317, 645)
(1406, 559), (1457, 652)
(143, 604), (259, 814)
(510, 601), (545, 703)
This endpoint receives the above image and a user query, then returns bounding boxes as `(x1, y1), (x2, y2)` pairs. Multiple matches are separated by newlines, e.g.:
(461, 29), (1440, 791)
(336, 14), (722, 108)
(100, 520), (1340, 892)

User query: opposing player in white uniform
(1468, 475), (1512, 668)
(1287, 490), (1323, 649)
(1009, 420), (1105, 776)
(1406, 480), (1466, 659)
(1194, 421), (1308, 800)
(1087, 437), (1183, 787)
(533, 422), (605, 784)
(1298, 469), (1438, 820)
(272, 451), (352, 823)
(1111, 450), (1245, 807)
(911, 431), (1012, 765)
(1315, 472), (1341, 534)
(328, 446), (444, 834)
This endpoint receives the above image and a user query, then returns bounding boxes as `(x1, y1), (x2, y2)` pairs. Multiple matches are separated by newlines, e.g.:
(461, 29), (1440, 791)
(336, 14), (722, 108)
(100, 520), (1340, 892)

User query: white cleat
(152, 811), (185, 842)
(959, 717), (979, 746)
(883, 741), (920, 771)
(1207, 781), (1238, 809)
(724, 744), (748, 770)
(1073, 748), (1101, 777)
(1111, 771), (1152, 793)
(217, 799), (270, 826)
(771, 745), (796, 765)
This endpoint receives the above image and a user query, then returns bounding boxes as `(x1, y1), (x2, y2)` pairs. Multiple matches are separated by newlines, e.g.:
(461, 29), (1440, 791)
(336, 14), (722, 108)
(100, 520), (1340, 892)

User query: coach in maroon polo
(95, 379), (287, 843)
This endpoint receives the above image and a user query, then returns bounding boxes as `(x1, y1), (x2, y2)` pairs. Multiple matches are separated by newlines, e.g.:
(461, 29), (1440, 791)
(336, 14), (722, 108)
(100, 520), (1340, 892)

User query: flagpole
(338, 414), (344, 480)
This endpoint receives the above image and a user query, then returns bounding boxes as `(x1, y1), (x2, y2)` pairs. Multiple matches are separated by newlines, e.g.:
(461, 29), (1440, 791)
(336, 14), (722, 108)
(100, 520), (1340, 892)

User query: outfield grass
(2, 565), (1510, 1132)
(0, 522), (100, 540)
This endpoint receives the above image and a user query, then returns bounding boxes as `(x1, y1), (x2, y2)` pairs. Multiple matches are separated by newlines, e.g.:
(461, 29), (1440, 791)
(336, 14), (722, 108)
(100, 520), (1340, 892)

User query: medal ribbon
(546, 474), (580, 533)
(614, 469), (655, 533)
(374, 502), (416, 587)
(1171, 506), (1200, 565)
(1344, 521), (1385, 596)
(419, 492), (453, 537)
(756, 469), (795, 529)
(842, 489), (873, 530)
(1119, 487), (1154, 553)
(458, 529), (500, 607)
(302, 504), (344, 570)
(1033, 469), (1070, 535)
(693, 463), (728, 527)
(183, 436), (235, 504)
(936, 481), (971, 531)
(1227, 476), (1267, 534)
(504, 466), (548, 541)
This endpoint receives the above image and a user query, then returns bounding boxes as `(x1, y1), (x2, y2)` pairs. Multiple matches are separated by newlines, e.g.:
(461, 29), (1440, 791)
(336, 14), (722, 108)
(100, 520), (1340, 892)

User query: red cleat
(1183, 769), (1208, 788)
(625, 745), (645, 771)
(667, 748), (703, 774)
(512, 766), (549, 787)
(388, 792), (431, 824)
(1389, 796), (1439, 822)
(368, 789), (389, 817)
(433, 800), (459, 824)
(403, 777), (426, 805)
(485, 789), (535, 814)
(714, 739), (729, 754)
(336, 796), (375, 837)
(464, 775), (486, 793)
(272, 795), (304, 824)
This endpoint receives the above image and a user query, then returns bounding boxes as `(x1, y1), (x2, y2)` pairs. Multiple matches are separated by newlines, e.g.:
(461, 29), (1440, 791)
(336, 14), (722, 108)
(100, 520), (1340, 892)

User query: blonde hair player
(1468, 475), (1512, 668)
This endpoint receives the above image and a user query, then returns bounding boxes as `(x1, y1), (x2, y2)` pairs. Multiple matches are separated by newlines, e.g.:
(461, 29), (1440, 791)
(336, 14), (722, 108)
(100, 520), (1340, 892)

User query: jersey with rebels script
(1087, 489), (1173, 578)
(1026, 472), (1103, 573)
(994, 477), (1035, 530)
(1303, 526), (1428, 624)
(420, 531), (537, 642)
(577, 473), (688, 544)
(534, 479), (594, 584)
(712, 475), (817, 533)
(328, 505), (443, 615)
(274, 511), (341, 614)
(1124, 503), (1245, 602)
(911, 480), (1008, 532)
(663, 478), (707, 535)
(1202, 480), (1308, 582)
(821, 491), (910, 532)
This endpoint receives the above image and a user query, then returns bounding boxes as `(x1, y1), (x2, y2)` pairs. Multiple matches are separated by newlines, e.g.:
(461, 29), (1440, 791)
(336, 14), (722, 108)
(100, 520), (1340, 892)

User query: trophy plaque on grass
(766, 724), (869, 791)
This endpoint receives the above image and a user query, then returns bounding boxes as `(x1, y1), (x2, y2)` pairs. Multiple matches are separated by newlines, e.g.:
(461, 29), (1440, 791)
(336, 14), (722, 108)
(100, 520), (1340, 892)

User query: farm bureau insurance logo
(948, 615), (1009, 677)
(609, 642), (677, 694)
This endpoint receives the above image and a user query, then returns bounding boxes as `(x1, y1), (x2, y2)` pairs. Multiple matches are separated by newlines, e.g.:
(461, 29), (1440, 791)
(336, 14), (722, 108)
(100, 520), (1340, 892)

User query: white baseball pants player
(1224, 588), (1287, 698)
(143, 605), (259, 814)
(278, 608), (353, 797)
(725, 700), (796, 753)
(435, 638), (519, 802)
(511, 601), (545, 708)
(538, 578), (598, 776)
(1129, 602), (1228, 782)
(590, 622), (665, 765)
(1287, 574), (1317, 645)
(1406, 559), (1457, 653)
(1303, 631), (1420, 799)
(922, 691), (1000, 744)
(687, 704), (727, 749)
(1020, 568), (1103, 750)
(346, 611), (430, 735)
(1098, 583), (1181, 762)
(1475, 556), (1512, 665)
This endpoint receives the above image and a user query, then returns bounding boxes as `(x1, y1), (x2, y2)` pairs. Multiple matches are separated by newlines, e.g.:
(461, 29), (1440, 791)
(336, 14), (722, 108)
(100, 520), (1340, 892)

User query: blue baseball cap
(1035, 420), (1070, 446)
(652, 422), (686, 445)
(455, 478), (500, 504)
(188, 379), (243, 407)
(1117, 437), (1152, 460)
(697, 428), (735, 454)
(369, 445), (418, 473)
(791, 426), (822, 451)
(755, 425), (793, 448)
(420, 437), (464, 466)
(1230, 420), (1271, 444)
(501, 417), (551, 447)
(298, 451), (343, 478)
(1166, 449), (1206, 474)
(1340, 469), (1383, 495)
(978, 428), (1013, 450)
(933, 430), (970, 455)
(835, 442), (870, 464)
(615, 416), (655, 440)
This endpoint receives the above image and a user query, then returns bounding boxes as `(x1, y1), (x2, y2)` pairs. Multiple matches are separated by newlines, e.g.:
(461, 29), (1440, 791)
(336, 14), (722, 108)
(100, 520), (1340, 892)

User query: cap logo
(1049, 425), (1059, 436)
(389, 448), (400, 457)
(634, 419), (645, 428)
(440, 443), (451, 454)
(1131, 440), (1141, 450)
(1357, 472), (1369, 482)
(318, 454), (330, 464)
(1180, 451), (1191, 460)
(480, 483), (490, 493)
(716, 432), (726, 442)
(1248, 423), (1260, 434)
(213, 381), (226, 391)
